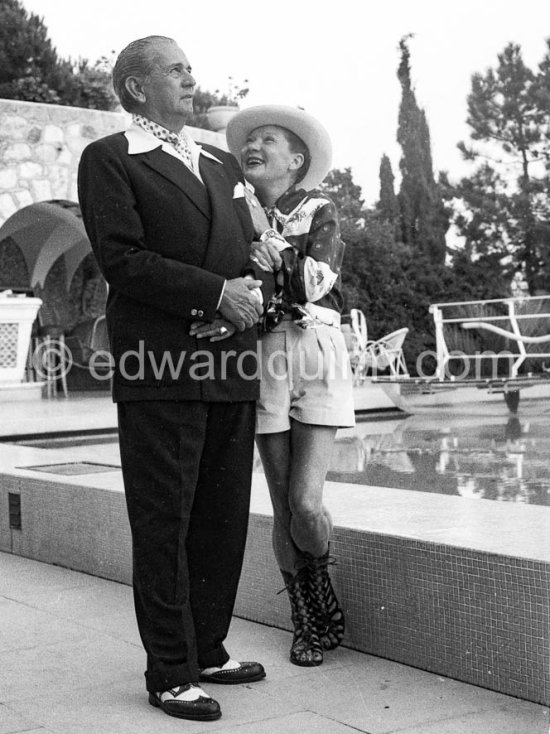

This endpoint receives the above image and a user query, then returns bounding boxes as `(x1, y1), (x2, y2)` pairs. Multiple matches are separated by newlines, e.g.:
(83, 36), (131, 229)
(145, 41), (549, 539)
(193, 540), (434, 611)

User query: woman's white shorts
(256, 320), (356, 434)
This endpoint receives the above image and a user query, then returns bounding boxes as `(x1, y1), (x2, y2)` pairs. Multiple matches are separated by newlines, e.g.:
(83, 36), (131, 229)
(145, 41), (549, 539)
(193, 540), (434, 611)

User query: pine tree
(0, 0), (61, 100)
(0, 0), (117, 110)
(453, 41), (550, 294)
(396, 36), (448, 263)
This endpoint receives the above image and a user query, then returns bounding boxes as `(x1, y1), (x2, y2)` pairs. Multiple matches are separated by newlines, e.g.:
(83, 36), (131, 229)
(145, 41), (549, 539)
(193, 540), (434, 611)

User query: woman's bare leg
(256, 421), (337, 566)
(255, 430), (297, 573)
(288, 420), (337, 557)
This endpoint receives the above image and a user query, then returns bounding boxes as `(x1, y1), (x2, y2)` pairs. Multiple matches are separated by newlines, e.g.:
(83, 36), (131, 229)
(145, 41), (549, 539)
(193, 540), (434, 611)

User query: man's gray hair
(113, 35), (175, 112)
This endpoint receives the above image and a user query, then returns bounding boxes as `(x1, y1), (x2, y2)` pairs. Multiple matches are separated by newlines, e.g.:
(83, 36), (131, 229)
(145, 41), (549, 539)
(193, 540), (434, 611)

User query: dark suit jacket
(78, 131), (263, 402)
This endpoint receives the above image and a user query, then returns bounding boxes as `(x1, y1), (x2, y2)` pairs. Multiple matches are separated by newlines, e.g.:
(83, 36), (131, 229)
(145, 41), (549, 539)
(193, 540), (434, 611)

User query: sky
(20, 0), (550, 205)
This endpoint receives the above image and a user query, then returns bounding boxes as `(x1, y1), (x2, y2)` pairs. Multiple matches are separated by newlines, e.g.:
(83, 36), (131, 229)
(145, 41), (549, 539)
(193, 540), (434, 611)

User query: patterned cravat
(265, 207), (285, 234)
(132, 114), (194, 171)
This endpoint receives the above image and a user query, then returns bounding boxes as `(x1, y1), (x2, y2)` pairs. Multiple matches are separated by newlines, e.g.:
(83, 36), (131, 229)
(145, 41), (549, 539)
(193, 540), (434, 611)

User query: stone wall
(0, 98), (226, 226)
(0, 99), (228, 368)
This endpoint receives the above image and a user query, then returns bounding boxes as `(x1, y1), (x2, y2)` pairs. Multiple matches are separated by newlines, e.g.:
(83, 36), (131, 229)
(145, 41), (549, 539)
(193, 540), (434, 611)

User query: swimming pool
(11, 411), (550, 506)
(326, 412), (550, 506)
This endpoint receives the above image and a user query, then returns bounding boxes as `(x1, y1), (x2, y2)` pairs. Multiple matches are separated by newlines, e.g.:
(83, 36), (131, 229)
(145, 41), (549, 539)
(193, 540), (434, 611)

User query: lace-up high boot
(280, 569), (323, 666)
(305, 550), (345, 650)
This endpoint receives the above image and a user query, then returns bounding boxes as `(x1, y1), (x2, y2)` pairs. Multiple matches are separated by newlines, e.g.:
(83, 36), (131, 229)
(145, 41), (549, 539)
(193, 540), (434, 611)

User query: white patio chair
(344, 308), (369, 384)
(356, 327), (410, 381)
(350, 308), (368, 351)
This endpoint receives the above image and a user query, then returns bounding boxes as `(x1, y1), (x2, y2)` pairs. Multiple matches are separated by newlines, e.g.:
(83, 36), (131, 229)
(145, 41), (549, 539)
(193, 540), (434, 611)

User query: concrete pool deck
(0, 393), (549, 716)
(0, 392), (117, 439)
(0, 551), (547, 734)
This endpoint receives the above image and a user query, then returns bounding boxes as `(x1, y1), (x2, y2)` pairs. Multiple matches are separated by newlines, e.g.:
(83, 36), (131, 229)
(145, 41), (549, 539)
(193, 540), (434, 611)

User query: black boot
(305, 550), (345, 651)
(280, 569), (323, 666)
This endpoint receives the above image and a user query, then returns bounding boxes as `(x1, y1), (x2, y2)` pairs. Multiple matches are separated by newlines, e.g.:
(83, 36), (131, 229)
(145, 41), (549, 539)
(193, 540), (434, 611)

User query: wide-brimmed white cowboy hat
(226, 105), (333, 190)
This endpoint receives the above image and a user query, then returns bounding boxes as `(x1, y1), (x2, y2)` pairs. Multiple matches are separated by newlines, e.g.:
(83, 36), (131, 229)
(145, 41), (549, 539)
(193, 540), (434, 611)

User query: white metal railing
(429, 295), (550, 380)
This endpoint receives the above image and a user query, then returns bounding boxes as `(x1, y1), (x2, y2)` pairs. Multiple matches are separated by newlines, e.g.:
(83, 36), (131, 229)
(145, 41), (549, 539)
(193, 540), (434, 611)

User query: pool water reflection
(324, 412), (550, 506)
(13, 412), (550, 506)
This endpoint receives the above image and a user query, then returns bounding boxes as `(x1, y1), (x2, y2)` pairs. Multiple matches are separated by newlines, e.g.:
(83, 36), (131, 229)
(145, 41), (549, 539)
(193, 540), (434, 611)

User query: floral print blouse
(262, 186), (345, 316)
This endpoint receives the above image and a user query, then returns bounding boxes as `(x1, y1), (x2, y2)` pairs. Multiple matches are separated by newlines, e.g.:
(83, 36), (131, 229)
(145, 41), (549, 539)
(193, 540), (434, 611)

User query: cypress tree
(378, 154), (399, 229)
(396, 36), (448, 263)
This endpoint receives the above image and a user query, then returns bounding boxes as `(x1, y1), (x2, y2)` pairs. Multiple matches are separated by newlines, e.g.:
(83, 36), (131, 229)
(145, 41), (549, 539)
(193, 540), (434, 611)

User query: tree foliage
(0, 0), (117, 110)
(323, 166), (448, 367)
(396, 36), (449, 263)
(0, 0), (61, 100)
(187, 79), (249, 130)
(452, 40), (550, 294)
(320, 39), (550, 372)
(377, 154), (399, 228)
(0, 1), (251, 119)
(59, 56), (118, 111)
(186, 86), (234, 130)
(321, 168), (365, 245)
(328, 37), (514, 371)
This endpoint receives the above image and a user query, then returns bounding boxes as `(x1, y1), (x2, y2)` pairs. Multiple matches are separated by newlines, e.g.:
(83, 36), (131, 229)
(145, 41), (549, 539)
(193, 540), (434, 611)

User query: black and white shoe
(148, 683), (221, 720)
(199, 659), (266, 685)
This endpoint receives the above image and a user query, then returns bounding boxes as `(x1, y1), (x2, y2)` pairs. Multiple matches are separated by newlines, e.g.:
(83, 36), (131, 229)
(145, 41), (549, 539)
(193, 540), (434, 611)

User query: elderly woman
(230, 105), (356, 667)
(194, 106), (355, 666)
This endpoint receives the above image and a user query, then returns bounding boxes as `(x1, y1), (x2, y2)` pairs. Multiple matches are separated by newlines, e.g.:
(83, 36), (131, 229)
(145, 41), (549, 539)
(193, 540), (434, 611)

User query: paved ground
(0, 552), (547, 734)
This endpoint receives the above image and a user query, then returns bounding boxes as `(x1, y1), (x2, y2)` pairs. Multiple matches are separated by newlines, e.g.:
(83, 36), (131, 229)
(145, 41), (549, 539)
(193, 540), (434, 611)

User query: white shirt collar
(124, 123), (223, 167)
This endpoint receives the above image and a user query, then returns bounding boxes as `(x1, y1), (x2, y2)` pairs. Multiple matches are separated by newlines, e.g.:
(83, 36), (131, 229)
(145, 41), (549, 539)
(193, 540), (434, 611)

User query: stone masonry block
(48, 165), (70, 199)
(69, 175), (78, 203)
(65, 136), (88, 156)
(34, 144), (59, 165)
(0, 168), (18, 190)
(27, 126), (42, 144)
(18, 161), (44, 180)
(30, 179), (52, 201)
(0, 193), (17, 220)
(0, 114), (29, 140)
(56, 148), (73, 166)
(13, 189), (34, 208)
(4, 143), (32, 163)
(42, 124), (64, 144)
(66, 122), (83, 138)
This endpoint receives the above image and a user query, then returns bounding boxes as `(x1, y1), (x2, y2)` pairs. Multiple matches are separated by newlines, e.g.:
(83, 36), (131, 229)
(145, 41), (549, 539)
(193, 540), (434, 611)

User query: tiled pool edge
(236, 515), (549, 706)
(0, 470), (548, 706)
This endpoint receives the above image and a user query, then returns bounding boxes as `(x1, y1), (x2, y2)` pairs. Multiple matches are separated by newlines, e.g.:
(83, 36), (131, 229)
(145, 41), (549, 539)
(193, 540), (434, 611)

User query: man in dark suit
(78, 35), (267, 722)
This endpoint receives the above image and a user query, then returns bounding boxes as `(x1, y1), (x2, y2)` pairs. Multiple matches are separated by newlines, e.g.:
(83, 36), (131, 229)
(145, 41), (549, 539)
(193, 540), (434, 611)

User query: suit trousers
(117, 399), (256, 692)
